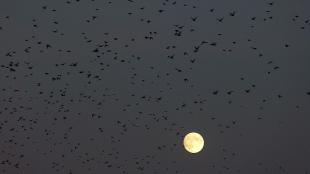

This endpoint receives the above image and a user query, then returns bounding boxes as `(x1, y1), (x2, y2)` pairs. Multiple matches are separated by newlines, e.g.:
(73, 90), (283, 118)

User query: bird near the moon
(183, 132), (205, 153)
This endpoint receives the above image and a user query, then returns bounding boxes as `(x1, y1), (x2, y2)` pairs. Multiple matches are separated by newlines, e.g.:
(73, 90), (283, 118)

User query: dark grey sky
(0, 0), (310, 174)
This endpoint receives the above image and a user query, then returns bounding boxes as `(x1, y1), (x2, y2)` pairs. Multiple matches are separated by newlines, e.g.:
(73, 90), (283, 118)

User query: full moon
(183, 132), (204, 153)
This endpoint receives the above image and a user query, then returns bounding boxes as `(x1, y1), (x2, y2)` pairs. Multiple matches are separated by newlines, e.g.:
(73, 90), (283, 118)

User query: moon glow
(183, 132), (204, 153)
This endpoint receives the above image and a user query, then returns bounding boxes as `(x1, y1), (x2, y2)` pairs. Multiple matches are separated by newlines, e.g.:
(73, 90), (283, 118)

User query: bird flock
(0, 0), (310, 173)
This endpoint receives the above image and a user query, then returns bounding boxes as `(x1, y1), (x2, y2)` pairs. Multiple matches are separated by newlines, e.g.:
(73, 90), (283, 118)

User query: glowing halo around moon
(183, 132), (205, 153)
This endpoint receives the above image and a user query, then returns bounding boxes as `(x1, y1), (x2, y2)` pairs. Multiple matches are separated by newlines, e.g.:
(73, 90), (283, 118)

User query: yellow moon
(183, 132), (204, 153)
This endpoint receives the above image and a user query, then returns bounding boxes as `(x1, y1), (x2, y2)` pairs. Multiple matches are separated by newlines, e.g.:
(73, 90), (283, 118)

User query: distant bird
(191, 16), (198, 22)
(229, 11), (236, 16)
(217, 17), (224, 22)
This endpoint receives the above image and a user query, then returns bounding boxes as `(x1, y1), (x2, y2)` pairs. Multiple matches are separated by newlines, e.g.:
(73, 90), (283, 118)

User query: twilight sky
(0, 0), (310, 173)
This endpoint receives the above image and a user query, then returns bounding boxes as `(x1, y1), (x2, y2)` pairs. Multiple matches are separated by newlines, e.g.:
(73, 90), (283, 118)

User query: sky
(0, 0), (310, 173)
